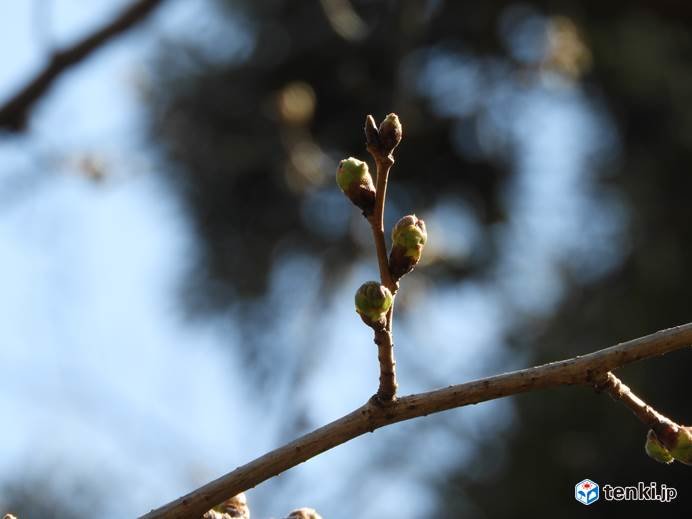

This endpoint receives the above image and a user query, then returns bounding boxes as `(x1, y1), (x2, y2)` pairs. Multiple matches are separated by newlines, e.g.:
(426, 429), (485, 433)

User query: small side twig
(373, 322), (397, 402)
(595, 371), (679, 437)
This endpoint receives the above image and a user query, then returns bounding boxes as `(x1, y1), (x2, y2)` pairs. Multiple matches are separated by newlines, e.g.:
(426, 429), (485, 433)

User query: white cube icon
(575, 479), (600, 505)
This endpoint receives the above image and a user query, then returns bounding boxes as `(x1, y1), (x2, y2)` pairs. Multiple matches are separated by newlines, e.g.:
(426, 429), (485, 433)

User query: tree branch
(0, 0), (167, 132)
(139, 322), (692, 519)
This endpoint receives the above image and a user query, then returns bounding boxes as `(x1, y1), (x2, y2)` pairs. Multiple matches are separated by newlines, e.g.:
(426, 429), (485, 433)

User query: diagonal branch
(139, 322), (692, 519)
(0, 0), (167, 132)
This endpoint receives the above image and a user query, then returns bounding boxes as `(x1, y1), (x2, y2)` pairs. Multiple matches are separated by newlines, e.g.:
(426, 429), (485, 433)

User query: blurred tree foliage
(435, 4), (692, 518)
(146, 0), (692, 516)
(148, 0), (507, 312)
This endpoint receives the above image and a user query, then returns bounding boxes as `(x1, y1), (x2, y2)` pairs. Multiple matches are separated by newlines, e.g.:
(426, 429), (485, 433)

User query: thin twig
(0, 0), (167, 132)
(139, 322), (692, 519)
(365, 119), (396, 294)
(596, 371), (679, 436)
(374, 323), (397, 401)
(364, 114), (398, 400)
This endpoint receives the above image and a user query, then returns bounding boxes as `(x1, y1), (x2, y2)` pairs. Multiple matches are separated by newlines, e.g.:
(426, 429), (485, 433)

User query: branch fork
(140, 323), (692, 519)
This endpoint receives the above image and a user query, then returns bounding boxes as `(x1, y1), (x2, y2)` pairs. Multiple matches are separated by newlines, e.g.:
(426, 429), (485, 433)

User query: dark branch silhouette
(0, 0), (166, 132)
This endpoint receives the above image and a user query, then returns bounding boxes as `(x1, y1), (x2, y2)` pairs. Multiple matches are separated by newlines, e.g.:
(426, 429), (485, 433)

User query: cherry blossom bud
(336, 157), (376, 216)
(206, 493), (250, 519)
(285, 508), (323, 519)
(645, 429), (673, 464)
(669, 425), (692, 465)
(389, 214), (427, 280)
(355, 281), (393, 330)
(378, 113), (402, 154)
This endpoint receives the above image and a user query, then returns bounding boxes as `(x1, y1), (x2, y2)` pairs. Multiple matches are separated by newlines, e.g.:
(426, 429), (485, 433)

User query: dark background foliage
(147, 0), (692, 516)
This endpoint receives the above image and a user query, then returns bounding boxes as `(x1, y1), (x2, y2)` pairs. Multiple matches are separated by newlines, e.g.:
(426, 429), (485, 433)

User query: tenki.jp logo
(575, 479), (678, 504)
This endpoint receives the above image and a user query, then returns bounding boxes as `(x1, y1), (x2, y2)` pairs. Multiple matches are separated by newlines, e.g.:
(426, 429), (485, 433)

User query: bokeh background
(1, 1), (691, 517)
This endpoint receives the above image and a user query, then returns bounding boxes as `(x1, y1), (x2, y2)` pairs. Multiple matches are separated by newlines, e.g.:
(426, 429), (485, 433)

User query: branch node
(369, 393), (398, 408)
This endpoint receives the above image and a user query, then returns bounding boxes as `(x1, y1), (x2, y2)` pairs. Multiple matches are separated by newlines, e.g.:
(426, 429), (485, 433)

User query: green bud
(285, 508), (322, 519)
(355, 281), (393, 329)
(669, 426), (692, 465)
(392, 214), (427, 254)
(378, 113), (402, 154)
(389, 214), (427, 280)
(336, 157), (368, 193)
(645, 430), (674, 464)
(336, 157), (376, 216)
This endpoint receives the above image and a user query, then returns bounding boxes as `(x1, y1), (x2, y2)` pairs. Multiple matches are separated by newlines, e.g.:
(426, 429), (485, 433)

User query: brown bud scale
(378, 113), (402, 154)
(389, 244), (417, 281)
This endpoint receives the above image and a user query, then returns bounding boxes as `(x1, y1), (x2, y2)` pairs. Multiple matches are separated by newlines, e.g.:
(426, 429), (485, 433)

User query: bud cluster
(341, 114), (428, 331)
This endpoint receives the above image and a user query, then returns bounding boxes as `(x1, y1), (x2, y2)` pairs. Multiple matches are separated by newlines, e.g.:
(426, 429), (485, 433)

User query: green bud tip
(392, 214), (427, 258)
(336, 157), (372, 193)
(378, 113), (403, 152)
(645, 430), (674, 464)
(355, 282), (393, 322)
(669, 426), (692, 465)
(285, 508), (323, 519)
(336, 157), (376, 215)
